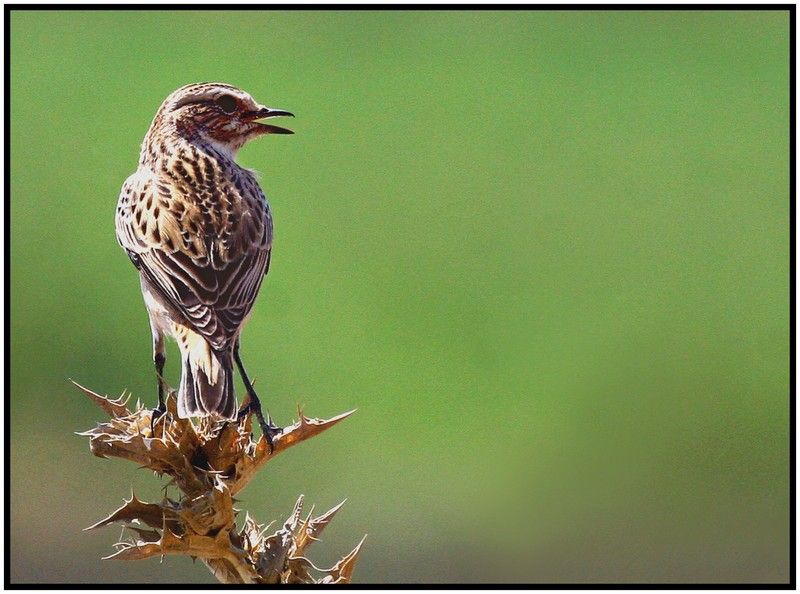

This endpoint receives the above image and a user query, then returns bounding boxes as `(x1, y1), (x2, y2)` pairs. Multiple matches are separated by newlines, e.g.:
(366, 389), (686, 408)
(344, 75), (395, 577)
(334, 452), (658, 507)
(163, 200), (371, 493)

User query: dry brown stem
(75, 381), (364, 584)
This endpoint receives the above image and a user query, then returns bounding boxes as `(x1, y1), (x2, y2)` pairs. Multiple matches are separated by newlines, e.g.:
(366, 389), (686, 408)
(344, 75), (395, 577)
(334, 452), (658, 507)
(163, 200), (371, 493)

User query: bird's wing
(115, 172), (272, 350)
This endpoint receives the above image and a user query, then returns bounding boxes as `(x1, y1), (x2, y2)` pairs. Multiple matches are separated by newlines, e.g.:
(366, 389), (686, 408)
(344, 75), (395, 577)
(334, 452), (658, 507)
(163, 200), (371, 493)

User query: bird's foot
(259, 419), (283, 455)
(149, 402), (168, 436)
(237, 403), (282, 454)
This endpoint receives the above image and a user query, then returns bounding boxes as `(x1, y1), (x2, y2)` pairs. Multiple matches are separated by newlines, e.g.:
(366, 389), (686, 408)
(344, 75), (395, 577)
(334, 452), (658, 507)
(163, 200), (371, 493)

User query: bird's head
(147, 82), (294, 157)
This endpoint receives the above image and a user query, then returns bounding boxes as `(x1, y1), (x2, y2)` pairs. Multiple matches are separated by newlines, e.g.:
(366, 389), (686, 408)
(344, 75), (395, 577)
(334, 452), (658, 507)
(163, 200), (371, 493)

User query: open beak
(246, 106), (295, 135)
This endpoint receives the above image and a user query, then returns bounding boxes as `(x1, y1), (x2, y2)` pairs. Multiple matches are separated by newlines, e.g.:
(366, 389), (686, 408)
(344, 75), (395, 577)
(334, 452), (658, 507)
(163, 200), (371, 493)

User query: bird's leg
(150, 333), (168, 433)
(233, 342), (281, 452)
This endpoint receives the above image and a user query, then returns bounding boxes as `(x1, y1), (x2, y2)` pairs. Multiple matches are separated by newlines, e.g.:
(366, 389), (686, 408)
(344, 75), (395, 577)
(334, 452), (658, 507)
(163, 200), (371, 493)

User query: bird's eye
(215, 95), (237, 114)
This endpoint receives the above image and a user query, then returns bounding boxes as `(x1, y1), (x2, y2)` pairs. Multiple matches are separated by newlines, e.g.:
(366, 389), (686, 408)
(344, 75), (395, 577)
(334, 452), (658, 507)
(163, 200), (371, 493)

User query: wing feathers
(116, 171), (271, 350)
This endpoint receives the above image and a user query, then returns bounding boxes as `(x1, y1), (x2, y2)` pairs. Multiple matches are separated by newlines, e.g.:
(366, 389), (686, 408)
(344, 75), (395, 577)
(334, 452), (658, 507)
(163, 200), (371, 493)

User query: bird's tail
(176, 330), (237, 420)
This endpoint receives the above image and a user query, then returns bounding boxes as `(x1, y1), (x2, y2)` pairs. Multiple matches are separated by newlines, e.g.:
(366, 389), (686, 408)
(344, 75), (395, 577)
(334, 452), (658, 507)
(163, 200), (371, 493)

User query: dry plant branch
(75, 381), (365, 584)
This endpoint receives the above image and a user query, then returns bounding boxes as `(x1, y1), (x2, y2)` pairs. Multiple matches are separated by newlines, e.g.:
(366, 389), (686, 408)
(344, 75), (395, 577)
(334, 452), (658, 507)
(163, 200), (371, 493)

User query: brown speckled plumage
(116, 82), (293, 427)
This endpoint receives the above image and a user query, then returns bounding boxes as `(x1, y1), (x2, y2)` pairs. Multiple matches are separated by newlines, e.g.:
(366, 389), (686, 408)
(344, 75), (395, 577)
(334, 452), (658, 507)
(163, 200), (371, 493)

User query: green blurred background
(10, 9), (790, 584)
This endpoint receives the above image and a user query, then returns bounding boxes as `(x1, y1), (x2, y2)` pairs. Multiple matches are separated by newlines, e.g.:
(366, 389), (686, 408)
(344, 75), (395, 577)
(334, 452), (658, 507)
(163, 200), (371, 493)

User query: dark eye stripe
(215, 95), (237, 113)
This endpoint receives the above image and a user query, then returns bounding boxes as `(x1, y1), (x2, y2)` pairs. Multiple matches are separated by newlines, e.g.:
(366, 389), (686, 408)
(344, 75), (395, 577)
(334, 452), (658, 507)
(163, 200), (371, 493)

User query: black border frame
(3, 4), (795, 589)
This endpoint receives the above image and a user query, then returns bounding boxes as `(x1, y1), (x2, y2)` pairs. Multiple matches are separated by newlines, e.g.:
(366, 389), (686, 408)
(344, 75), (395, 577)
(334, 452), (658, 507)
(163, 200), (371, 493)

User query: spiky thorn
(71, 380), (132, 418)
(230, 406), (356, 495)
(77, 382), (364, 583)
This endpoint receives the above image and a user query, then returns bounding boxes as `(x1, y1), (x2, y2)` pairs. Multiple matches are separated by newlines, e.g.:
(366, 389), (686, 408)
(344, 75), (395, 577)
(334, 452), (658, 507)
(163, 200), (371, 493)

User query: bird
(115, 82), (294, 449)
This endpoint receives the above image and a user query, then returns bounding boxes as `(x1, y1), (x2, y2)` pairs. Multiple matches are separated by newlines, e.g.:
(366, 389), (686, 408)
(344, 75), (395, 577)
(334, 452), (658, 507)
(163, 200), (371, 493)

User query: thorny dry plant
(75, 381), (364, 584)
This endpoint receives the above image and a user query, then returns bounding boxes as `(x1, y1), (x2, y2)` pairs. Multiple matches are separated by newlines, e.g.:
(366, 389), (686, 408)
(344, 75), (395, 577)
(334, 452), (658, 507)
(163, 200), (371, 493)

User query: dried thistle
(75, 381), (364, 584)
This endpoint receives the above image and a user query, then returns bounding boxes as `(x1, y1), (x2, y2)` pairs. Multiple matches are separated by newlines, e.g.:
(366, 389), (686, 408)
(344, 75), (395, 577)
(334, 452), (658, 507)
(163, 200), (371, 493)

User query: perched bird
(115, 82), (293, 447)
